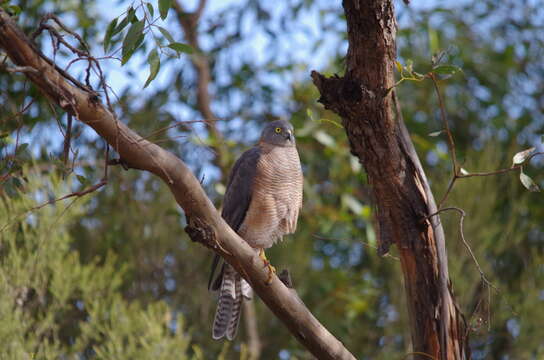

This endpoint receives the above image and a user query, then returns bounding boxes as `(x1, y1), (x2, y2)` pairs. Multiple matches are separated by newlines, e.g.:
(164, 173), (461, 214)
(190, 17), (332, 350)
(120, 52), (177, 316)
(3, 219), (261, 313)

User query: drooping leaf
(167, 42), (194, 54)
(159, 0), (172, 20)
(158, 26), (175, 44)
(512, 147), (535, 165)
(144, 49), (161, 88)
(103, 18), (118, 52)
(122, 20), (145, 65)
(146, 3), (154, 17)
(432, 64), (461, 75)
(113, 12), (131, 36)
(428, 27), (439, 57)
(520, 171), (540, 192)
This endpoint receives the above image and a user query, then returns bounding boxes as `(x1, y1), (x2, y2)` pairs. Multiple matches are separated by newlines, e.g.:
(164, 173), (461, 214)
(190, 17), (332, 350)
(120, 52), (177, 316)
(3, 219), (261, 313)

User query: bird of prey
(209, 120), (303, 341)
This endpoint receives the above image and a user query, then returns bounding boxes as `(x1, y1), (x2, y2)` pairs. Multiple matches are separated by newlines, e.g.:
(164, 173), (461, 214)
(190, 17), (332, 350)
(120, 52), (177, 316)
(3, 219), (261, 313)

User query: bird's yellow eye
(275, 127), (282, 133)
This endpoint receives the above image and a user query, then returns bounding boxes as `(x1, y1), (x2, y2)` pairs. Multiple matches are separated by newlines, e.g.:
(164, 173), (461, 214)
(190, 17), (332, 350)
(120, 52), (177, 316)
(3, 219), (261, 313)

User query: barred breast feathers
(238, 143), (303, 249)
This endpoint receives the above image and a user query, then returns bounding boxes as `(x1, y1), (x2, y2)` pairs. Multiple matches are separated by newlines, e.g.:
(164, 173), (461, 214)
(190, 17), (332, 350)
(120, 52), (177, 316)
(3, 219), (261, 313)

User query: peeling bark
(312, 1), (469, 359)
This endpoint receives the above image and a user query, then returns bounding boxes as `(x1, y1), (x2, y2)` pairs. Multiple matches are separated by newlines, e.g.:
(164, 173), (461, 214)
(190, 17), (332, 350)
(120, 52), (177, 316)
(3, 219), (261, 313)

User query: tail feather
(212, 265), (244, 340)
(241, 278), (252, 299)
(226, 276), (242, 340)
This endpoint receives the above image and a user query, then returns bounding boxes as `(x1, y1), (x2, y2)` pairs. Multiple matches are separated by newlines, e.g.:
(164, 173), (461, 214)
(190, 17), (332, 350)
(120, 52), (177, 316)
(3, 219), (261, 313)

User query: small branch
(427, 207), (495, 289)
(457, 152), (544, 178)
(29, 179), (107, 212)
(430, 75), (458, 208)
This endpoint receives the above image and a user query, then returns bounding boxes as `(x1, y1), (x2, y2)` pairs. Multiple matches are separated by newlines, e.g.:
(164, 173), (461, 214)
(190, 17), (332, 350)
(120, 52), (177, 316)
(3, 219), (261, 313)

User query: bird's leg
(259, 249), (276, 284)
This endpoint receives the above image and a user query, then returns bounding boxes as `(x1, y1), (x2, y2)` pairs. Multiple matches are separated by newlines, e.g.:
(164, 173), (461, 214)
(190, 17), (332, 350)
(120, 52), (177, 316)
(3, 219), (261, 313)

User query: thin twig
(427, 207), (497, 292)
(430, 75), (458, 208)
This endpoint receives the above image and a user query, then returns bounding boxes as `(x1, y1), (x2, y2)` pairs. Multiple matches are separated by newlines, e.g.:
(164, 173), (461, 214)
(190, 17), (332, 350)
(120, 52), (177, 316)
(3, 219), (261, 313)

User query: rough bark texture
(0, 9), (355, 360)
(312, 1), (469, 359)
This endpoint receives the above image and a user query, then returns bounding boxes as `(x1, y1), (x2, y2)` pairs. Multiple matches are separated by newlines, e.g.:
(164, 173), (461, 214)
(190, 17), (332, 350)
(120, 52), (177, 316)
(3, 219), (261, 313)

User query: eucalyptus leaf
(520, 171), (540, 192)
(159, 0), (171, 20)
(512, 147), (535, 165)
(122, 20), (145, 65)
(144, 49), (160, 88)
(146, 3), (154, 17)
(158, 26), (175, 44)
(103, 18), (118, 52)
(167, 42), (194, 54)
(432, 64), (461, 75)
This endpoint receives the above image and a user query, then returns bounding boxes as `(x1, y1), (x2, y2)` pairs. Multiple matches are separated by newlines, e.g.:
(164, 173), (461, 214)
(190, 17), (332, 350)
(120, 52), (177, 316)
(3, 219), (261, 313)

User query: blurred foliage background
(1, 0), (543, 359)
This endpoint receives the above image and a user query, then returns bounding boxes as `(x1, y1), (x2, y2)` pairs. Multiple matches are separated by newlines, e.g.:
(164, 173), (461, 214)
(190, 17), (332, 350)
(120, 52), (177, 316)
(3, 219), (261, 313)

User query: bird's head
(260, 120), (296, 147)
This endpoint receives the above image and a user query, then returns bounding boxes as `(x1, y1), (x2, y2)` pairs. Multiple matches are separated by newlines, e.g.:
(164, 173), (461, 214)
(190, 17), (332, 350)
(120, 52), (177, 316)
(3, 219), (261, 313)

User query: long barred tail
(212, 265), (252, 340)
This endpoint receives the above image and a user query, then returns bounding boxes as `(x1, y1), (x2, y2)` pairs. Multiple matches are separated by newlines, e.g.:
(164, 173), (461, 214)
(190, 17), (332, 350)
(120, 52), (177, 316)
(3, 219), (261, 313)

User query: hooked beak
(285, 130), (293, 141)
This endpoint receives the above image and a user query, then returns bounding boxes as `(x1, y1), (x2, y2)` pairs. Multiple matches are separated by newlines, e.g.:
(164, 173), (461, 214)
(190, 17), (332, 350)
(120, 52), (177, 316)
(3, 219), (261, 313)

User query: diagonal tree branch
(0, 9), (355, 360)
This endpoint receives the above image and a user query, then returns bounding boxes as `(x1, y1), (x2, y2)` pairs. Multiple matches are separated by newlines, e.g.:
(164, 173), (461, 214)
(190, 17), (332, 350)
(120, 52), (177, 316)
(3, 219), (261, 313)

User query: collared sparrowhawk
(209, 120), (303, 340)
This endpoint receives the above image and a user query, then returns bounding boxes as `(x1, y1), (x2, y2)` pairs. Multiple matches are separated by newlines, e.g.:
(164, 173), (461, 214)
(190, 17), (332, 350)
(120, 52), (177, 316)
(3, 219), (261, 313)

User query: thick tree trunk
(312, 1), (469, 359)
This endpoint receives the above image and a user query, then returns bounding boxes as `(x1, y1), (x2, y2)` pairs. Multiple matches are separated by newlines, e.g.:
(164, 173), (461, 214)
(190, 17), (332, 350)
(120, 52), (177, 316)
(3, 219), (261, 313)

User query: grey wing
(208, 146), (261, 291)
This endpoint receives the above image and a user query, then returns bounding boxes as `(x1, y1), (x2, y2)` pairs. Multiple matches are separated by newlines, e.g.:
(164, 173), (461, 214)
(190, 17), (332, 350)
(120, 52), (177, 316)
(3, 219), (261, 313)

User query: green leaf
(158, 26), (175, 44)
(520, 171), (540, 192)
(113, 13), (130, 36)
(127, 7), (137, 23)
(428, 130), (443, 137)
(167, 42), (194, 54)
(104, 18), (118, 52)
(432, 64), (461, 75)
(144, 49), (161, 88)
(428, 27), (439, 56)
(121, 20), (145, 65)
(512, 147), (535, 165)
(146, 3), (154, 17)
(159, 0), (172, 20)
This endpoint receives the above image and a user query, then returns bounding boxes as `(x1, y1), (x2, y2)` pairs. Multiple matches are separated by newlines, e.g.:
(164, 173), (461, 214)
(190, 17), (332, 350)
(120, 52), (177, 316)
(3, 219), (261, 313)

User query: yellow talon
(259, 249), (276, 284)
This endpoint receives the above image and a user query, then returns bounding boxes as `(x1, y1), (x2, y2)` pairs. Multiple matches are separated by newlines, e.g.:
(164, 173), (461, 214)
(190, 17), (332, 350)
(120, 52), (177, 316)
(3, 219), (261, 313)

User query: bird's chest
(239, 146), (302, 248)
(254, 147), (301, 205)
